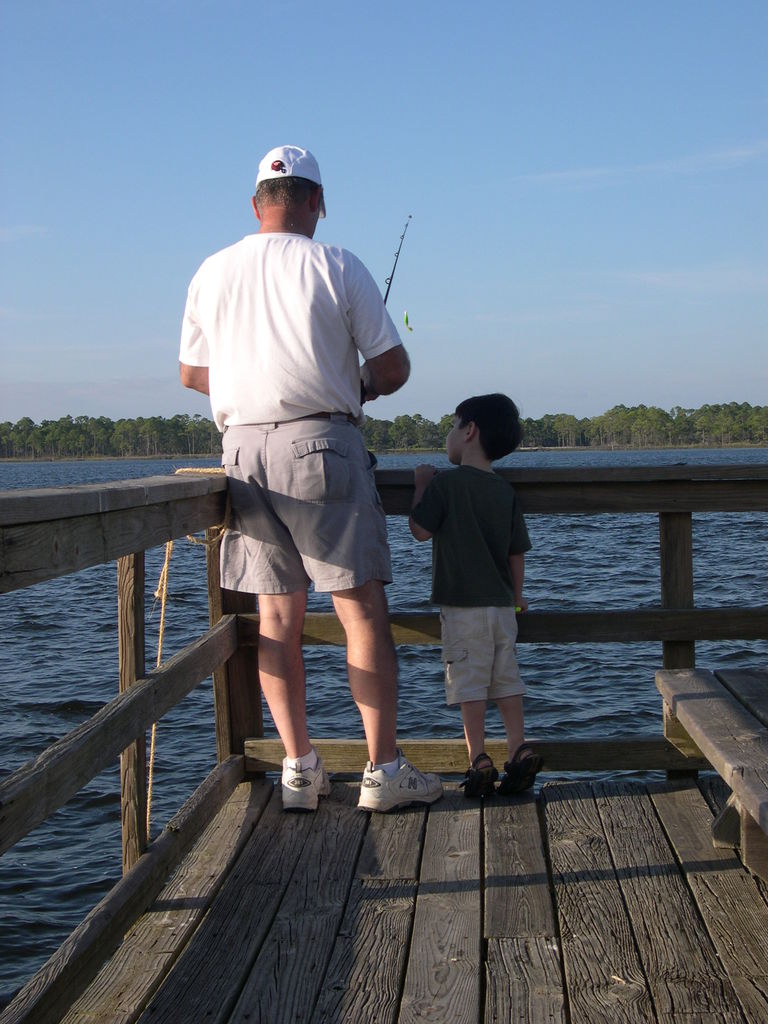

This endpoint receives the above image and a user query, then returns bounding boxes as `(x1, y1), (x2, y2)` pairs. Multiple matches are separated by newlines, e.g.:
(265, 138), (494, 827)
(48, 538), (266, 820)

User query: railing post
(205, 527), (229, 762)
(205, 527), (263, 760)
(659, 510), (695, 669)
(117, 552), (147, 872)
(221, 590), (263, 756)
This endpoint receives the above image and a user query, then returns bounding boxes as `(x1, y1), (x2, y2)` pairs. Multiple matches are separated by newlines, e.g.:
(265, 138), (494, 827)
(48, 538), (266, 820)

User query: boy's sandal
(459, 752), (498, 798)
(497, 744), (542, 796)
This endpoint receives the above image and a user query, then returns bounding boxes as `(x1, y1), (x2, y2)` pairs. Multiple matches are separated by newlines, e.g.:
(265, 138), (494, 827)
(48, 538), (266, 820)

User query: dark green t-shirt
(411, 465), (531, 607)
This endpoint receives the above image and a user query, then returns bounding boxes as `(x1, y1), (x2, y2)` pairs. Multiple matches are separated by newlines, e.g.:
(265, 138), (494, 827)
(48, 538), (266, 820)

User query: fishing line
(384, 214), (413, 332)
(362, 215), (414, 403)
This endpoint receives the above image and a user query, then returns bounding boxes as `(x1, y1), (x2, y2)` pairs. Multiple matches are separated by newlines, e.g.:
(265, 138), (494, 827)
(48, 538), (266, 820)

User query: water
(1, 448), (767, 1003)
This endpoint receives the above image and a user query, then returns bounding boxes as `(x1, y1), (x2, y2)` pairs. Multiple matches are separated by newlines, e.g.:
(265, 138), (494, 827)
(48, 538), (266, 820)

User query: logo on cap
(271, 160), (286, 173)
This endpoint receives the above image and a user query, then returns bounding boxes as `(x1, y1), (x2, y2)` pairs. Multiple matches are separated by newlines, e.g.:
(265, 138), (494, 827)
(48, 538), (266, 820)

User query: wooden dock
(2, 466), (768, 1023)
(17, 774), (766, 1024)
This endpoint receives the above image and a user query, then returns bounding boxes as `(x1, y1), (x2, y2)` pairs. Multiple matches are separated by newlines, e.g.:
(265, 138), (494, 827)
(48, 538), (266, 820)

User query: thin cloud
(0, 225), (46, 242)
(617, 264), (768, 292)
(0, 306), (79, 321)
(0, 375), (193, 423)
(515, 141), (768, 189)
(471, 302), (615, 326)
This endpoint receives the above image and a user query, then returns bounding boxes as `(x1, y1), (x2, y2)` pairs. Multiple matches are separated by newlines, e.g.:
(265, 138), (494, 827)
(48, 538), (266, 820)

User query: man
(179, 144), (442, 813)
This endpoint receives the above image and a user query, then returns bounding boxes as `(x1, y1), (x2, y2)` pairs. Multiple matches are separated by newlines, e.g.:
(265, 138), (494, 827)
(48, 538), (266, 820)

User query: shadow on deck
(49, 775), (768, 1024)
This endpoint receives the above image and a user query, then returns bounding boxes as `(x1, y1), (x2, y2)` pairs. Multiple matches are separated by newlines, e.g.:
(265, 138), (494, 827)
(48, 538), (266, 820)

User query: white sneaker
(281, 754), (331, 811)
(358, 751), (443, 812)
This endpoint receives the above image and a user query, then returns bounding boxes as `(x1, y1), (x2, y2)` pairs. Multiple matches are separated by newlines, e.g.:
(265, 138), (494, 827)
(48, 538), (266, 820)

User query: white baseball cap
(255, 145), (325, 217)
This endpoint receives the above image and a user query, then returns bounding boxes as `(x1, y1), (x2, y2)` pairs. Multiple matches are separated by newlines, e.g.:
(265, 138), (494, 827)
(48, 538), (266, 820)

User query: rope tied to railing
(145, 540), (173, 833)
(145, 466), (228, 835)
(178, 466), (229, 546)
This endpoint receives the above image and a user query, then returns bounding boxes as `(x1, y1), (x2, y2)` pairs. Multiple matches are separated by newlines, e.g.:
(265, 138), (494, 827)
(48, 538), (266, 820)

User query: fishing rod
(383, 214), (412, 305)
(362, 215), (413, 404)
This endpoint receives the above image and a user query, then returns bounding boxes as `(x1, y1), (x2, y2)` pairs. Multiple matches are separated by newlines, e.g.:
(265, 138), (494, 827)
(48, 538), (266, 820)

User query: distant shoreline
(2, 442), (767, 465)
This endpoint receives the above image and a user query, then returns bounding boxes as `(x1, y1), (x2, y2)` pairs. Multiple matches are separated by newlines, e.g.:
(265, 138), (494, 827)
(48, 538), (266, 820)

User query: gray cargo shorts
(219, 417), (392, 593)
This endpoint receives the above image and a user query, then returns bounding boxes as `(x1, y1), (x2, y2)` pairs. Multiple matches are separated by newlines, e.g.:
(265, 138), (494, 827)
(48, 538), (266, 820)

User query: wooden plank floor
(42, 776), (768, 1023)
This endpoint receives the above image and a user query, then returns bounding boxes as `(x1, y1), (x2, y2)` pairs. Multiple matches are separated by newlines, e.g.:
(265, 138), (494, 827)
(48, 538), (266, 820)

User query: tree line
(1, 402), (766, 460)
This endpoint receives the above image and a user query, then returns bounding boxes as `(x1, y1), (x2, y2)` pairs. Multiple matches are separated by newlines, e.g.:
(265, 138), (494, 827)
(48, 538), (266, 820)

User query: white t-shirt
(179, 232), (403, 430)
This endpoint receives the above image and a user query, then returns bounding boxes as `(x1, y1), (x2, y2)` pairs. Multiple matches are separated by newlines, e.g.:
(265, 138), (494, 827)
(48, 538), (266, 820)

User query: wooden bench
(656, 667), (768, 881)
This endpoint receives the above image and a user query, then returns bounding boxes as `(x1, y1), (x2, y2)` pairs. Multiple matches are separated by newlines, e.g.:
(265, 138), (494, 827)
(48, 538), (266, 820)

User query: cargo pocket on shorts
(290, 437), (351, 503)
(221, 446), (239, 469)
(443, 644), (469, 689)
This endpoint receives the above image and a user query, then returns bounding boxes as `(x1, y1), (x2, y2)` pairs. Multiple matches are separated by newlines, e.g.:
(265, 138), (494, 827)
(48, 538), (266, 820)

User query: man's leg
(331, 579), (398, 766)
(257, 590), (311, 760)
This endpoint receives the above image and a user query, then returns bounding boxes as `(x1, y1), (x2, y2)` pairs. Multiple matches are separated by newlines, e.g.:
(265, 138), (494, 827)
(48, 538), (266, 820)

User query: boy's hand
(413, 464), (437, 488)
(515, 597), (529, 614)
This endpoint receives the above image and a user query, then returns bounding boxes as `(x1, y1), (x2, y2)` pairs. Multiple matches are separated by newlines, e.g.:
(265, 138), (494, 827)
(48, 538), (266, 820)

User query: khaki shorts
(440, 605), (525, 706)
(220, 418), (391, 593)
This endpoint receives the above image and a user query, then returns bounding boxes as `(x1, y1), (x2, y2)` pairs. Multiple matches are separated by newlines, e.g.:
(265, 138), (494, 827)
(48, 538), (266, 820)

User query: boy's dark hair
(455, 393), (523, 460)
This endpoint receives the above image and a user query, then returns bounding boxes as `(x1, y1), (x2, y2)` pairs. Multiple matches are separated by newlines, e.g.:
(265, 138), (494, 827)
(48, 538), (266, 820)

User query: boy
(409, 393), (541, 797)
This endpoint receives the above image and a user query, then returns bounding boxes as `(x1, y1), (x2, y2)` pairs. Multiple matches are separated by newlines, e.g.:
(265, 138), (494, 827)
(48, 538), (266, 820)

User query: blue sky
(1, 1), (766, 425)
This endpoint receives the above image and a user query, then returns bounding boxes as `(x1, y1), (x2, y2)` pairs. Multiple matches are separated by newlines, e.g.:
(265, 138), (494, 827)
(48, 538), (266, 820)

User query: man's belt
(278, 412), (357, 424)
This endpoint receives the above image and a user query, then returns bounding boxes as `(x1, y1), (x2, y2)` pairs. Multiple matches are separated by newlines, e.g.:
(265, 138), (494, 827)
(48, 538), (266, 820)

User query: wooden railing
(2, 465), (768, 880)
(0, 473), (231, 870)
